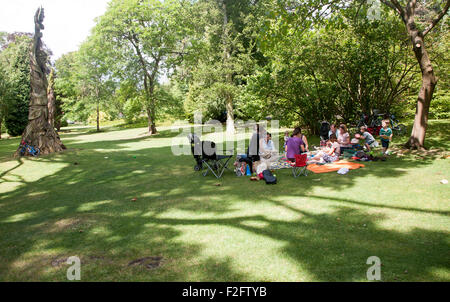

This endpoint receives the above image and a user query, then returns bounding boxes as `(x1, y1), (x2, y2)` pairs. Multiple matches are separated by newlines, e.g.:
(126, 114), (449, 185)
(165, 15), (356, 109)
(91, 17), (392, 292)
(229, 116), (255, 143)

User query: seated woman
(310, 134), (340, 163)
(259, 132), (279, 164)
(286, 127), (306, 162)
(299, 129), (309, 152)
(337, 124), (352, 154)
(328, 123), (340, 140)
(241, 124), (264, 173)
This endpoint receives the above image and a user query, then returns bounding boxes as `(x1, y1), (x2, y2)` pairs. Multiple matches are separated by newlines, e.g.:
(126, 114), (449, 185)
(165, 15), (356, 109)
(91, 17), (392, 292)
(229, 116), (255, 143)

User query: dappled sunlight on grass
(0, 121), (448, 281)
(2, 211), (37, 223)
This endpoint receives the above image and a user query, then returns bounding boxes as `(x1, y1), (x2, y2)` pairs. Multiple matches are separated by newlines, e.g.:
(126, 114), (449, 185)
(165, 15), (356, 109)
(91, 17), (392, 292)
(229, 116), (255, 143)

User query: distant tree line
(0, 0), (448, 148)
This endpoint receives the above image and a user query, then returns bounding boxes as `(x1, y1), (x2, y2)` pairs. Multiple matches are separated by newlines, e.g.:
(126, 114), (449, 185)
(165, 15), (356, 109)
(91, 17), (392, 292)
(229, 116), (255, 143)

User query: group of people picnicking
(239, 119), (393, 175)
(283, 120), (393, 164)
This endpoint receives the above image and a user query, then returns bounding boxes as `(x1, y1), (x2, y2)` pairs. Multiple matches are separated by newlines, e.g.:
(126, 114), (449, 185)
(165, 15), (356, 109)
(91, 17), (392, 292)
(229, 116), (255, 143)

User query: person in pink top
(338, 124), (352, 155)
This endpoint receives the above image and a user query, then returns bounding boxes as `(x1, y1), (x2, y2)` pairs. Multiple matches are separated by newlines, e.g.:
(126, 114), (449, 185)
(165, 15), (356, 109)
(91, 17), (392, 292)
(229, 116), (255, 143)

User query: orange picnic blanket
(307, 160), (365, 174)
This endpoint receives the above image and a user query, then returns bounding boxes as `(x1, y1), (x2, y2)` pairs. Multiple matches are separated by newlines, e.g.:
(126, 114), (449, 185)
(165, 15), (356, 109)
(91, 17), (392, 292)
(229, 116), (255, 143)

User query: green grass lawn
(0, 120), (449, 281)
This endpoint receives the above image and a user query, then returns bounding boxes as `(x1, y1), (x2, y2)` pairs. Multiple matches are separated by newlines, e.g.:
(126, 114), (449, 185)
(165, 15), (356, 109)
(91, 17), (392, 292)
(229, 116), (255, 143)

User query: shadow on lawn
(0, 127), (448, 281)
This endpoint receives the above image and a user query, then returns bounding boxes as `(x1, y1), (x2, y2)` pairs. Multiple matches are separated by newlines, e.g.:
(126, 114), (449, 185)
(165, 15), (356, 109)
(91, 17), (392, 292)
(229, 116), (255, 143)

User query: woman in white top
(338, 124), (352, 148)
(259, 132), (279, 164)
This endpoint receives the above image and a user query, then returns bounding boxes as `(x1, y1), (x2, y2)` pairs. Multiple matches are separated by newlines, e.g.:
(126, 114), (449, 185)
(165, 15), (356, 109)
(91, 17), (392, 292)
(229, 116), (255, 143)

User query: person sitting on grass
(310, 134), (340, 164)
(337, 124), (352, 154)
(379, 120), (393, 156)
(286, 127), (306, 163)
(328, 123), (340, 140)
(360, 126), (379, 151)
(351, 135), (362, 149)
(262, 132), (274, 150)
(260, 132), (279, 164)
(299, 129), (309, 152)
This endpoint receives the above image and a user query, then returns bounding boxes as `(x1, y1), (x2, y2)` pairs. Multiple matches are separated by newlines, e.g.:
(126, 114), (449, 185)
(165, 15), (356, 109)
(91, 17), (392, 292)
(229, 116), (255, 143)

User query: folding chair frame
(292, 165), (308, 177)
(201, 155), (233, 179)
(292, 154), (308, 178)
(188, 133), (233, 179)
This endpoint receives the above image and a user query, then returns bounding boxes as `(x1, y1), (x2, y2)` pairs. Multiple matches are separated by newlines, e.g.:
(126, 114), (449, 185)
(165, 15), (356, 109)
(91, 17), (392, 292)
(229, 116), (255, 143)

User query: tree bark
(96, 101), (100, 132)
(402, 2), (437, 149)
(47, 68), (55, 128)
(381, 0), (450, 149)
(405, 36), (436, 149)
(14, 7), (65, 157)
(143, 74), (157, 135)
(96, 86), (100, 132)
(146, 106), (157, 134)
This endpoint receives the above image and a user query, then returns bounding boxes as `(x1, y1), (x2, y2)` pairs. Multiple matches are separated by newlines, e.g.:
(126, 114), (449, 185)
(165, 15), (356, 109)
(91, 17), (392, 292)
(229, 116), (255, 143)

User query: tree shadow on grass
(0, 127), (448, 281)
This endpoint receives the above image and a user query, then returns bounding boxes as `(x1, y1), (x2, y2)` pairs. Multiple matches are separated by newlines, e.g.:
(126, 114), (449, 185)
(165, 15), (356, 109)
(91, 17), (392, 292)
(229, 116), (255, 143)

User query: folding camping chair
(187, 134), (233, 179)
(292, 153), (308, 177)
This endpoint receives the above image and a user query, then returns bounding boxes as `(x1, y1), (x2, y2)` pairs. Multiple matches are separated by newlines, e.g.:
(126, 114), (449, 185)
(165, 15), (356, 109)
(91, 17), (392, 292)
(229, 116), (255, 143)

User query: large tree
(249, 0), (417, 131)
(96, 0), (188, 134)
(76, 33), (116, 132)
(54, 52), (80, 125)
(14, 8), (65, 156)
(180, 0), (262, 125)
(379, 0), (450, 149)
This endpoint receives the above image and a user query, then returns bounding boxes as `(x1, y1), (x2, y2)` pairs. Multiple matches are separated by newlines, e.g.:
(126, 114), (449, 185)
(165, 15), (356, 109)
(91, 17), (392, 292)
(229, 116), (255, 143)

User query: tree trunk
(143, 75), (157, 135)
(222, 0), (234, 134)
(14, 8), (65, 157)
(47, 69), (55, 128)
(96, 101), (100, 132)
(0, 118), (2, 139)
(146, 106), (157, 134)
(47, 88), (55, 128)
(405, 51), (436, 149)
(403, 7), (437, 149)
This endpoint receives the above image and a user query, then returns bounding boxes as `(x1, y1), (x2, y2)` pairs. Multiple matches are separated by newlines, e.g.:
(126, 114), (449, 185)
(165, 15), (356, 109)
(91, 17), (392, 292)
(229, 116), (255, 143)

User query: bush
(60, 120), (69, 127)
(5, 103), (28, 137)
(429, 90), (450, 119)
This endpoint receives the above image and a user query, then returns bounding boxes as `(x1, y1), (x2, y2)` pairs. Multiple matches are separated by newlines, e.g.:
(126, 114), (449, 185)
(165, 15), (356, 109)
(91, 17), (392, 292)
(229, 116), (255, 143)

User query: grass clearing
(0, 120), (449, 281)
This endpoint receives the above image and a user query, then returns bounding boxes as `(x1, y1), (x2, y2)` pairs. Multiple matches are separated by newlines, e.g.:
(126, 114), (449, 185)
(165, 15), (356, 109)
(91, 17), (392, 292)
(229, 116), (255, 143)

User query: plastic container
(246, 165), (251, 176)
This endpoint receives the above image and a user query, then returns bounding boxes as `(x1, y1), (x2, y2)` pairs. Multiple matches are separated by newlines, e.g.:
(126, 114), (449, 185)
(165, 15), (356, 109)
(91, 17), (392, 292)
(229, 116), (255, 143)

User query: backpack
(262, 169), (277, 184)
(355, 151), (366, 158)
(234, 156), (246, 177)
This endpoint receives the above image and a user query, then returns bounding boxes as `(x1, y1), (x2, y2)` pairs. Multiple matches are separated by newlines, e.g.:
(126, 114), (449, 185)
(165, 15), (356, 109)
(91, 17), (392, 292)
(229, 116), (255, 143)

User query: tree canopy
(1, 0), (449, 149)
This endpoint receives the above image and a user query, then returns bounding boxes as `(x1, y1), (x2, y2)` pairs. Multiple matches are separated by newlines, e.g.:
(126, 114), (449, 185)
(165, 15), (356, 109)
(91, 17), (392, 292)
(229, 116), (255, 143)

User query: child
(360, 126), (379, 151)
(284, 131), (290, 143)
(351, 135), (360, 146)
(311, 134), (340, 163)
(350, 135), (363, 151)
(379, 120), (393, 155)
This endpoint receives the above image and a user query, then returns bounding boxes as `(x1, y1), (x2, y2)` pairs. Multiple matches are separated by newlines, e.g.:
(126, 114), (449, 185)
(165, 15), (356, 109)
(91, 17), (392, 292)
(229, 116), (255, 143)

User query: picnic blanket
(270, 156), (294, 170)
(307, 160), (365, 174)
